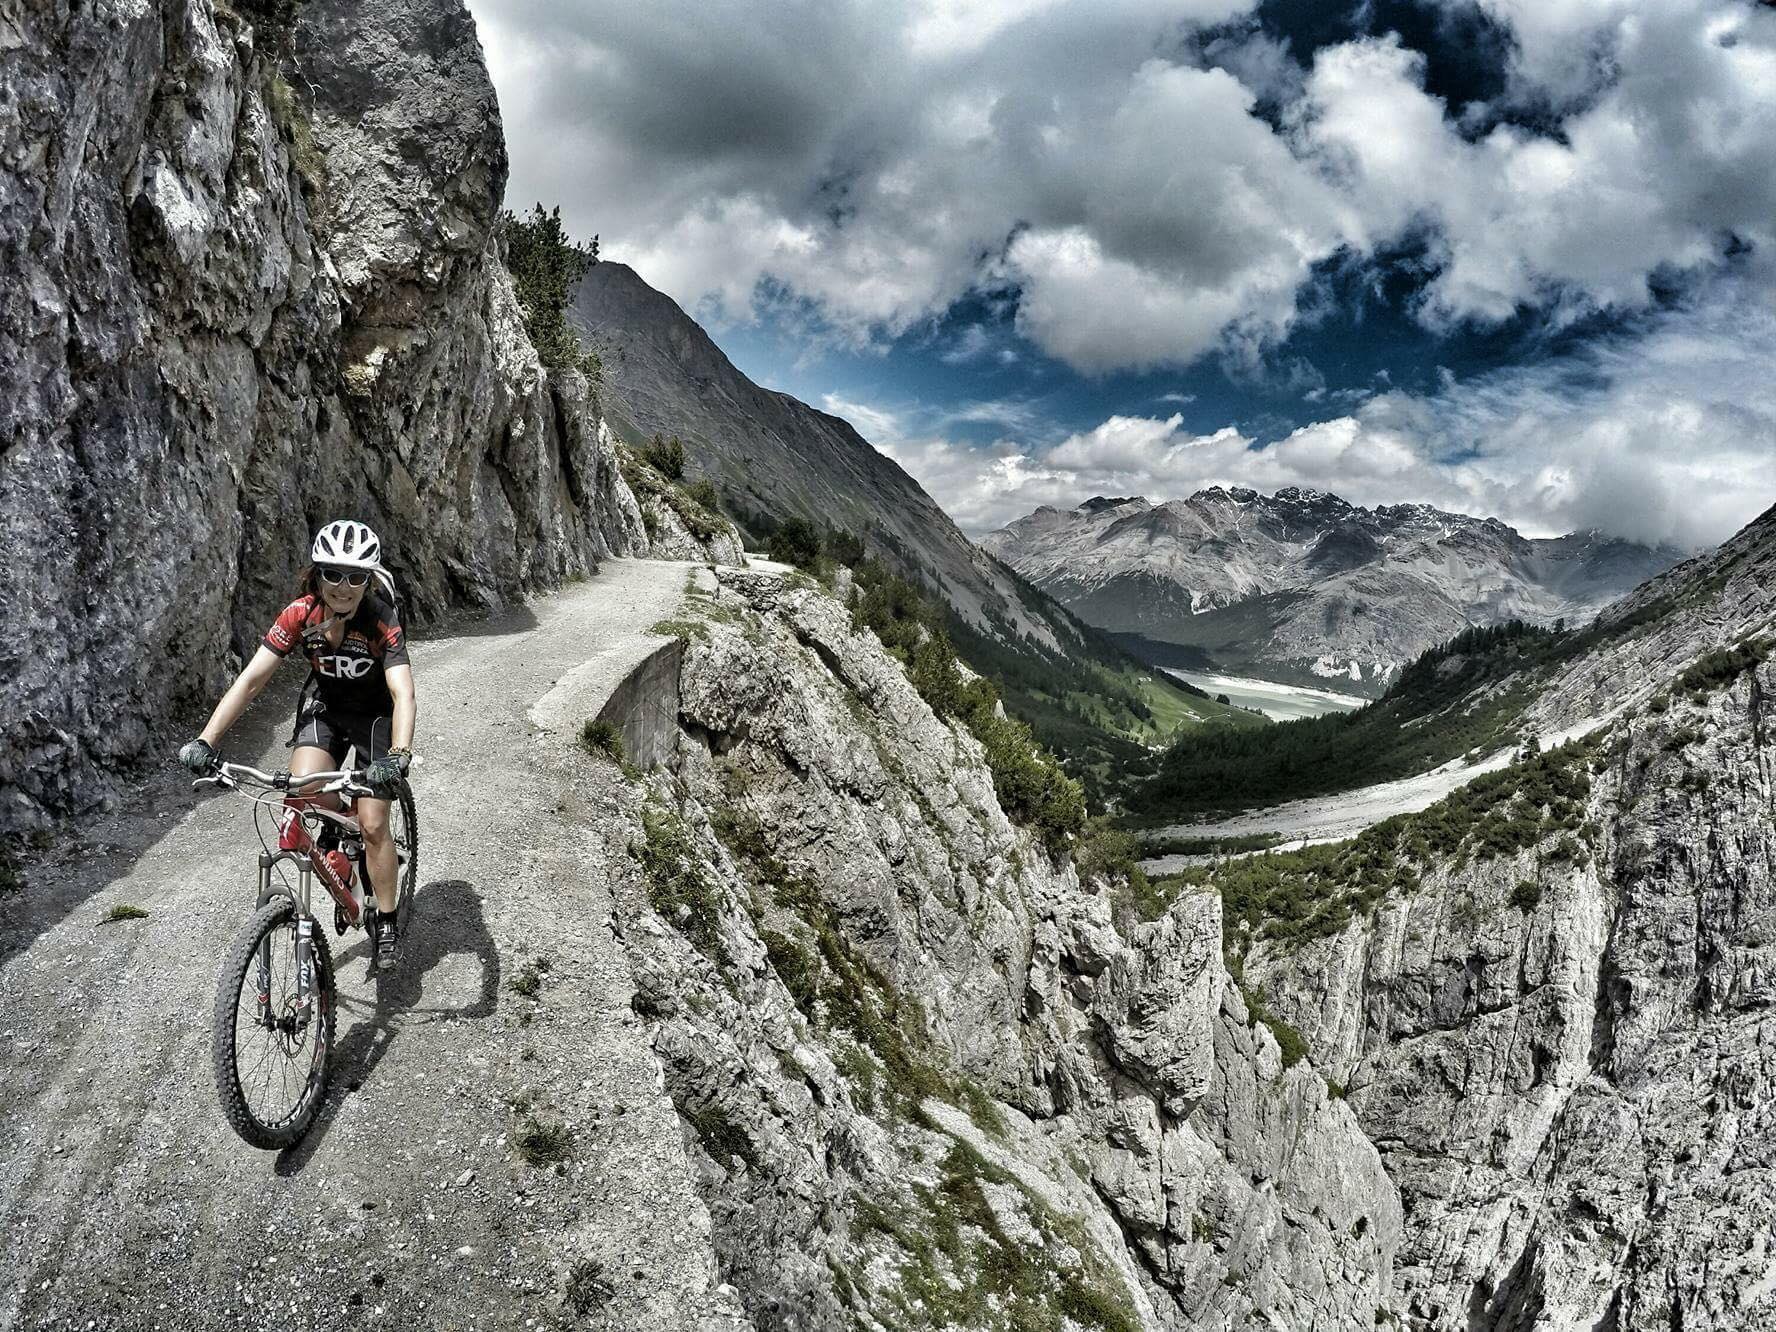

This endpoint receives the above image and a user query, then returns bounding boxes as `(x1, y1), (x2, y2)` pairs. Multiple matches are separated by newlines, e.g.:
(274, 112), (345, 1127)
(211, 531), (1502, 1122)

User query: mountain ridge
(569, 261), (1246, 780)
(574, 263), (1050, 643)
(983, 487), (1687, 694)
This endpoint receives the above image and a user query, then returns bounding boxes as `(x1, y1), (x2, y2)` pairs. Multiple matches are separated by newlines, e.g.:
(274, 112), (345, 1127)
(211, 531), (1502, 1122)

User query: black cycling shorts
(290, 702), (393, 767)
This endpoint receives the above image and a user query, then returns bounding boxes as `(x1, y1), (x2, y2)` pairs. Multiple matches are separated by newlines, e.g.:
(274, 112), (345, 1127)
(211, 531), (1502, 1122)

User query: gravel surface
(0, 559), (750, 1332)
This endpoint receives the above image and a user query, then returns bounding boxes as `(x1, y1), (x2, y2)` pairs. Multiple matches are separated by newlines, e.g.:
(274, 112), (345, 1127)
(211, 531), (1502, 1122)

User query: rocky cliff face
(983, 489), (1684, 694)
(1233, 506), (1776, 1327)
(600, 510), (1776, 1329)
(0, 0), (660, 833)
(602, 568), (1401, 1329)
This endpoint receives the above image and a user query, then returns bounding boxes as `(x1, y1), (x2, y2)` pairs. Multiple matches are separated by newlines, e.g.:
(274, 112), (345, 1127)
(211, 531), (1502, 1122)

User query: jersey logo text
(317, 654), (375, 679)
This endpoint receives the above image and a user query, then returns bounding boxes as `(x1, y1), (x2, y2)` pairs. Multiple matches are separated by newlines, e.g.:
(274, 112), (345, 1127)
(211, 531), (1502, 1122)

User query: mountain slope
(1128, 504), (1759, 820)
(574, 264), (1046, 643)
(568, 262), (1233, 778)
(985, 489), (1685, 694)
(1207, 500), (1776, 1325)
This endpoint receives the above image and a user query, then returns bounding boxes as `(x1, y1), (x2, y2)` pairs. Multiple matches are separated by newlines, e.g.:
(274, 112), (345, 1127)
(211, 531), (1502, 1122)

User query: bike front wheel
(213, 897), (336, 1150)
(389, 775), (418, 919)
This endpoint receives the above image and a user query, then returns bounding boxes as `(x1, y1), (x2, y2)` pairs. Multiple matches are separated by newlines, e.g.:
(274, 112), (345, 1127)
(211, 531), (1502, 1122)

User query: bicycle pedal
(333, 905), (350, 936)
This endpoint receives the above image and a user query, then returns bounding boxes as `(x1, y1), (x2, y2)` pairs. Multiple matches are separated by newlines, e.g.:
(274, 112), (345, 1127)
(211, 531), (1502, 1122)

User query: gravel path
(0, 559), (751, 1332)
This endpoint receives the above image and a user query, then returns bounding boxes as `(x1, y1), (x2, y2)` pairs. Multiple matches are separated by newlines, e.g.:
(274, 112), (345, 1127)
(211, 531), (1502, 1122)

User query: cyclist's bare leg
(290, 745), (345, 811)
(357, 796), (398, 915)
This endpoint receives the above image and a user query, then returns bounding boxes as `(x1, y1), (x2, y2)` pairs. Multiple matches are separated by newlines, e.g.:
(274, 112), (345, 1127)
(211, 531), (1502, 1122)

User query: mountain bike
(194, 760), (418, 1150)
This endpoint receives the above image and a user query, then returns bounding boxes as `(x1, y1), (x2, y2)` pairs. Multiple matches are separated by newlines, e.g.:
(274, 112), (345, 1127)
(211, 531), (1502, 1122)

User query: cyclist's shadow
(275, 878), (500, 1176)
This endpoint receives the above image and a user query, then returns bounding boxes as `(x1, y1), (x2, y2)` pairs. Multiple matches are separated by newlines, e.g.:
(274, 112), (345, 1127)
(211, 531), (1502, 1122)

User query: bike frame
(267, 800), (361, 925)
(199, 762), (376, 1027)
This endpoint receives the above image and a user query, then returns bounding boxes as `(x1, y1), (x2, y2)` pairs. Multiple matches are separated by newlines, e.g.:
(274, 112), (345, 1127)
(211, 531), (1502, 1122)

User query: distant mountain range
(568, 262), (1245, 770)
(983, 488), (1687, 695)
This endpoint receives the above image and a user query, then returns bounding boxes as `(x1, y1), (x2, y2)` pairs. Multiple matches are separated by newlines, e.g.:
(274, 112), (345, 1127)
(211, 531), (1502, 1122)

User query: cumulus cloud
(820, 393), (904, 443)
(1299, 16), (1776, 326)
(869, 293), (1776, 547)
(473, 0), (1776, 371)
(473, 0), (1776, 549)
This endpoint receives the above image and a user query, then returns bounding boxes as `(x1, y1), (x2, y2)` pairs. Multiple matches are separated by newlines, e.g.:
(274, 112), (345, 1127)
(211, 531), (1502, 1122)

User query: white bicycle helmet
(311, 520), (397, 600)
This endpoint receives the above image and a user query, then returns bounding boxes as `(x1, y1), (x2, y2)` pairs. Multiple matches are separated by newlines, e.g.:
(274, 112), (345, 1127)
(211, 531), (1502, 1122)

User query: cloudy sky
(468, 0), (1776, 548)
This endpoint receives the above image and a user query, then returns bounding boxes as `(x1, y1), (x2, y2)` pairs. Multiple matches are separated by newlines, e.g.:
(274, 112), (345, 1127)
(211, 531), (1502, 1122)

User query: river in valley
(1166, 669), (1367, 721)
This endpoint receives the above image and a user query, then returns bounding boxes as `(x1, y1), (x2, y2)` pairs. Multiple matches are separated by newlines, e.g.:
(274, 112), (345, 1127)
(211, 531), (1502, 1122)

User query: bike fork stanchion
(254, 940), (273, 1027)
(253, 859), (273, 1030)
(254, 856), (276, 1025)
(295, 917), (315, 1017)
(293, 864), (316, 1022)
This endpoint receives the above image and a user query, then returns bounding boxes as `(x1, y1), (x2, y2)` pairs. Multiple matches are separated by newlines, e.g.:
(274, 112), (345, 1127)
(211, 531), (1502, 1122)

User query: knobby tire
(366, 776), (419, 953)
(212, 897), (336, 1150)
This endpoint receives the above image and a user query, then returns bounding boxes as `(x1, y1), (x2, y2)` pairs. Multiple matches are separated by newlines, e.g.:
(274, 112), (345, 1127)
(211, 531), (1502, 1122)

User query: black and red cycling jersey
(263, 591), (410, 714)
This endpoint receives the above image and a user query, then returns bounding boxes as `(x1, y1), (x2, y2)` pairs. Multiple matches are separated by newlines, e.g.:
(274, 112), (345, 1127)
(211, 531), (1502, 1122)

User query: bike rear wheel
(213, 897), (336, 1150)
(366, 776), (419, 951)
(390, 775), (418, 914)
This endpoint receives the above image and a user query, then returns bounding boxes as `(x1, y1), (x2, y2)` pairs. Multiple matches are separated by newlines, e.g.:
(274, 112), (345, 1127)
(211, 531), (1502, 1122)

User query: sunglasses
(318, 567), (371, 588)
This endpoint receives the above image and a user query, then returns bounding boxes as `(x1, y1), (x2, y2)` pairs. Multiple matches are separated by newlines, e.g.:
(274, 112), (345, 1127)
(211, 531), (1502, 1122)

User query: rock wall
(0, 0), (649, 833)
(600, 569), (1400, 1330)
(593, 522), (1776, 1329)
(1243, 552), (1776, 1327)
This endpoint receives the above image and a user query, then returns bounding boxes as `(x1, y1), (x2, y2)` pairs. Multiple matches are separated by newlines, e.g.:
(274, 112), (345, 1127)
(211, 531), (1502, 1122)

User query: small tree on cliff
(500, 203), (601, 377)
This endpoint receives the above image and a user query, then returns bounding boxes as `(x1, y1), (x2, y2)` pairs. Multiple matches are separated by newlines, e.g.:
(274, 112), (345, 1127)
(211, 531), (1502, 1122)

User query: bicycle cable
(249, 791), (300, 898)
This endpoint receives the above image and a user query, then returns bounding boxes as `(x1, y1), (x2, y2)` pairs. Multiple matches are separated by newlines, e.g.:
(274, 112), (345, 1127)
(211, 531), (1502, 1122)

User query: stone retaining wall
(594, 639), (684, 771)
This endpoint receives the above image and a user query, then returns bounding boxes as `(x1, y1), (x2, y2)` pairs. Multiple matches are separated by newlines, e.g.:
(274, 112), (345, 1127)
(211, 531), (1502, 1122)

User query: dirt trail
(0, 559), (750, 1332)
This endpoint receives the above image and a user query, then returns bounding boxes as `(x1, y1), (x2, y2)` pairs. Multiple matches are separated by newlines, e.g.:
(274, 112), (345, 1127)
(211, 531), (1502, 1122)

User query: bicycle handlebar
(194, 761), (373, 796)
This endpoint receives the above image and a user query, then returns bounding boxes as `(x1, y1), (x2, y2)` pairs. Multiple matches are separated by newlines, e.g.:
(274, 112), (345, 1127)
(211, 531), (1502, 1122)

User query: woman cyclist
(180, 520), (417, 970)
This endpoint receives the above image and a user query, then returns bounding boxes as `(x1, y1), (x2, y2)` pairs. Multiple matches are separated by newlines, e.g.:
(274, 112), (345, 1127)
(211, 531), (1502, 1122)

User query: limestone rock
(609, 568), (1401, 1329)
(1243, 509), (1776, 1327)
(0, 0), (647, 832)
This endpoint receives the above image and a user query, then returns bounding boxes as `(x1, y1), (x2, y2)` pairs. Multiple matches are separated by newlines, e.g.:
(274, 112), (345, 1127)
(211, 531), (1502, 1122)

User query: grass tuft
(1241, 981), (1309, 1069)
(633, 808), (732, 967)
(564, 1259), (615, 1314)
(100, 904), (149, 924)
(515, 1116), (575, 1166)
(648, 617), (710, 642)
(638, 433), (685, 479)
(579, 719), (626, 764)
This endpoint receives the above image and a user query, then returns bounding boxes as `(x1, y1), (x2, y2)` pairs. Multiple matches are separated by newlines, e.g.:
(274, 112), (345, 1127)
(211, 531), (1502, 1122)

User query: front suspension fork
(255, 854), (317, 1028)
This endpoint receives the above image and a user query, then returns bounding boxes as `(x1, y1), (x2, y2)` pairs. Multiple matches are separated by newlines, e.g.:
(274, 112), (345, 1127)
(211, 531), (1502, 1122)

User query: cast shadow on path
(275, 878), (500, 1176)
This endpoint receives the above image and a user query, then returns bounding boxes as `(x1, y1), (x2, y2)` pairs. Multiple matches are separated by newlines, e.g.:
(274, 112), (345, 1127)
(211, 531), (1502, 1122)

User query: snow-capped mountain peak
(980, 487), (1688, 696)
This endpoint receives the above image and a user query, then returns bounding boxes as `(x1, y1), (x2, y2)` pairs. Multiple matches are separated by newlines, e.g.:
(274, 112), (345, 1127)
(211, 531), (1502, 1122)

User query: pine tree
(500, 204), (600, 374)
